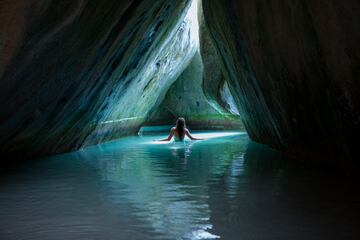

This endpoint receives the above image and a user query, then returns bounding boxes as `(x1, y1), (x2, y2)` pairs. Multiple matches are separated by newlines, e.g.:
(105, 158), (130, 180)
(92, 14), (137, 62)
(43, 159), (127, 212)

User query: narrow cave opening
(141, 0), (244, 134)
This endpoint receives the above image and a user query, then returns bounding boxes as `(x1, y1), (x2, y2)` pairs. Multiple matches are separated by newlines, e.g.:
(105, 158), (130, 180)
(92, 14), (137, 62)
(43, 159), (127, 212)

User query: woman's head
(176, 117), (186, 140)
(176, 117), (185, 128)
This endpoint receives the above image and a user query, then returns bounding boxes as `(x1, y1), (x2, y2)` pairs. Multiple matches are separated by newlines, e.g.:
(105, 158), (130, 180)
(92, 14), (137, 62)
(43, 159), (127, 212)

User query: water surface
(1, 131), (359, 239)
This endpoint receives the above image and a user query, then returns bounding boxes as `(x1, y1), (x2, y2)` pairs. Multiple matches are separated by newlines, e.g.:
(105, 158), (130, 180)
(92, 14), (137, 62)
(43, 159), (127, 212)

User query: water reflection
(0, 131), (359, 240)
(75, 132), (247, 239)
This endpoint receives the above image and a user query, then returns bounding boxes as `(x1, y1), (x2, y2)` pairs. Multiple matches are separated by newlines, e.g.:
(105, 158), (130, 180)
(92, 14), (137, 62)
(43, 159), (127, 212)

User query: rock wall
(148, 1), (242, 130)
(0, 0), (197, 156)
(202, 0), (360, 168)
(1, 0), (359, 169)
(148, 51), (243, 130)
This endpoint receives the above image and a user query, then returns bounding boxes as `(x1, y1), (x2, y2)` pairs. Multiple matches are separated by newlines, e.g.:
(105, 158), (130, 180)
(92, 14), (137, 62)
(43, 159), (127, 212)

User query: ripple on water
(1, 131), (359, 240)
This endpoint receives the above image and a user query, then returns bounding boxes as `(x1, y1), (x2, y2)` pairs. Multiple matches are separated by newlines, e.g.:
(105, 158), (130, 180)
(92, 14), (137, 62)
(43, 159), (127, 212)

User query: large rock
(148, 1), (242, 130)
(0, 0), (197, 156)
(202, 0), (360, 168)
(1, 0), (359, 170)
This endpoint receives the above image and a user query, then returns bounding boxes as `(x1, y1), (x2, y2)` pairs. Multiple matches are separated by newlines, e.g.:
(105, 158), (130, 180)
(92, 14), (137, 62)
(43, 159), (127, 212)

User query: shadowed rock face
(0, 0), (197, 155)
(202, 0), (360, 168)
(0, 0), (359, 169)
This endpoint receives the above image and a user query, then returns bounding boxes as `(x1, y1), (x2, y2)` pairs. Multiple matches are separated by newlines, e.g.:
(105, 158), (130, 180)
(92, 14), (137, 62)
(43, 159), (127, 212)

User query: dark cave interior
(1, 0), (359, 170)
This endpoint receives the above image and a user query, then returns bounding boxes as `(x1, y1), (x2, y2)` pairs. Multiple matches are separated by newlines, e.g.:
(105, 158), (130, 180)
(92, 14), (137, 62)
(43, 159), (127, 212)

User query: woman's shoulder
(171, 127), (176, 131)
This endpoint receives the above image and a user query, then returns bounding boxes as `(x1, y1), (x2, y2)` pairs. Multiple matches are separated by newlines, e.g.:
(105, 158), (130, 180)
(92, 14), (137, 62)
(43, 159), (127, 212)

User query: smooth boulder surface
(202, 0), (360, 168)
(0, 0), (196, 155)
(150, 51), (242, 130)
(0, 0), (359, 170)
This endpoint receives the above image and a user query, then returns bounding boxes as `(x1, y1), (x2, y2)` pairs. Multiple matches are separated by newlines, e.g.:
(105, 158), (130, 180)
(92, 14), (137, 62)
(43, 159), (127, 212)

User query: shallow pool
(0, 131), (359, 240)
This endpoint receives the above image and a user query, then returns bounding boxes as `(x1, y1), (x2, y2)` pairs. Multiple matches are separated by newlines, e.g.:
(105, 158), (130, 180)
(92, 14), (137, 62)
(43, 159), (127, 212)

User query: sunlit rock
(150, 51), (243, 130)
(148, 0), (242, 130)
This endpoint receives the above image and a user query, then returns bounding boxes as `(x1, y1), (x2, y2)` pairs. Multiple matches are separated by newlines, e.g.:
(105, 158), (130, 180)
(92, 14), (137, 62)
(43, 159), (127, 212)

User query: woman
(157, 117), (203, 141)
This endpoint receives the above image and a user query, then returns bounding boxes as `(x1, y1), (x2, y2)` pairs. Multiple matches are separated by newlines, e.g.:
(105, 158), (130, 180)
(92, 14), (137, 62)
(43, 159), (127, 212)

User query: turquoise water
(0, 131), (359, 240)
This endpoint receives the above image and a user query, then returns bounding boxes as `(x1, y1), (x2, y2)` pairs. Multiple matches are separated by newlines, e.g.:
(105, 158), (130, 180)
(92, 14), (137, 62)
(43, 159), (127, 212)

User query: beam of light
(185, 0), (200, 47)
(146, 131), (246, 145)
(191, 131), (245, 139)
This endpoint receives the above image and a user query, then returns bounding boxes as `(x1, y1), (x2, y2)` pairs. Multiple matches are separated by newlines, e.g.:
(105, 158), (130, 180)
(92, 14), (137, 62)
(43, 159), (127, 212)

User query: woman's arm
(156, 128), (175, 141)
(185, 128), (203, 140)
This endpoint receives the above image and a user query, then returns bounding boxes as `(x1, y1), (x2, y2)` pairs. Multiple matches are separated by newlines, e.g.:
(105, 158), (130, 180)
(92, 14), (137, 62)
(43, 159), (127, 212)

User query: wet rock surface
(202, 0), (360, 168)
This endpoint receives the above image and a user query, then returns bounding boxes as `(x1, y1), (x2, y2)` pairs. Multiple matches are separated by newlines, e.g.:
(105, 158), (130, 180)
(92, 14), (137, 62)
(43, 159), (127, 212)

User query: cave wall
(198, 0), (229, 110)
(1, 0), (359, 169)
(202, 0), (360, 168)
(148, 51), (243, 130)
(0, 0), (198, 156)
(149, 1), (243, 130)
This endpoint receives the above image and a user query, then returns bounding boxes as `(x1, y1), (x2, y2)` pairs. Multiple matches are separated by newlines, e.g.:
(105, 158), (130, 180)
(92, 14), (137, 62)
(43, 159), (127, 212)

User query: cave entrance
(145, 0), (244, 131)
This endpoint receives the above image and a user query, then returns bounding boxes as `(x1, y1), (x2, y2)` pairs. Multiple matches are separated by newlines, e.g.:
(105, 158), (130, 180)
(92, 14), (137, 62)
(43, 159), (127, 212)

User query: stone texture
(202, 0), (360, 168)
(149, 51), (243, 130)
(1, 0), (359, 170)
(198, 1), (228, 110)
(149, 1), (242, 130)
(0, 0), (196, 156)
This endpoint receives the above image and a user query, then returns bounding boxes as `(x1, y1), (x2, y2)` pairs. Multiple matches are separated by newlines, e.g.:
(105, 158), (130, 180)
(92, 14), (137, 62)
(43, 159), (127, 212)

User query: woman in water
(157, 117), (203, 141)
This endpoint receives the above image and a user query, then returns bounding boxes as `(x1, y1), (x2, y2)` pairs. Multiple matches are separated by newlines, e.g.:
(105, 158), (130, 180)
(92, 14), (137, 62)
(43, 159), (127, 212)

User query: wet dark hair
(176, 117), (186, 141)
